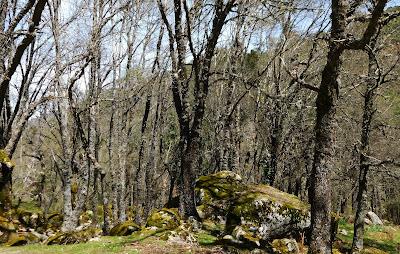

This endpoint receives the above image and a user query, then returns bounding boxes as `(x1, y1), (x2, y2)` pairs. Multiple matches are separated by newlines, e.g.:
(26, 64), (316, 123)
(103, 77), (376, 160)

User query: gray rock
(196, 171), (310, 246)
(366, 211), (383, 225)
(364, 218), (373, 225)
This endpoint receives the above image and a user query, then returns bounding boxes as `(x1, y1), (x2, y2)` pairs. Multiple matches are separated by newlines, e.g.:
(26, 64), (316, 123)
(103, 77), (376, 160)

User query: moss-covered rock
(195, 171), (310, 245)
(195, 171), (243, 233)
(109, 221), (140, 236)
(45, 227), (102, 245)
(46, 213), (63, 231)
(16, 207), (45, 231)
(4, 232), (28, 246)
(227, 184), (310, 241)
(146, 208), (181, 230)
(0, 215), (16, 231)
(270, 238), (300, 254)
(3, 231), (42, 246)
(201, 219), (225, 234)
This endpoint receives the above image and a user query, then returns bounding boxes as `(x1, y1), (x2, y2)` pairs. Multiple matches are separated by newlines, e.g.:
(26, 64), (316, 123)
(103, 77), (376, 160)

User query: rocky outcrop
(195, 171), (310, 246)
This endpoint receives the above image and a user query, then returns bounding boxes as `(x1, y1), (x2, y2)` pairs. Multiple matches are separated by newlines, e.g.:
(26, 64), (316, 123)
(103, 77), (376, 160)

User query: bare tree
(308, 0), (388, 252)
(158, 0), (237, 218)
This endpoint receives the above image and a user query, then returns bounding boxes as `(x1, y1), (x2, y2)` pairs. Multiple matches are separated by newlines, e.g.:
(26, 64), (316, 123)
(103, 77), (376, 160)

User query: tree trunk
(351, 43), (379, 253)
(308, 33), (343, 254)
(61, 170), (78, 231)
(100, 171), (110, 234)
(135, 93), (151, 224)
(179, 136), (200, 218)
(0, 156), (13, 213)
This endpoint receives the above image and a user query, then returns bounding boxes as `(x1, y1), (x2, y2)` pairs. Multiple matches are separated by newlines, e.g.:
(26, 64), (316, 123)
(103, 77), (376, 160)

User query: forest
(0, 0), (400, 253)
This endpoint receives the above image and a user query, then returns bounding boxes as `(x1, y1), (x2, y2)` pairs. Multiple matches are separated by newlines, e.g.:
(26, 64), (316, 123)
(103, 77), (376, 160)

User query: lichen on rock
(228, 184), (310, 241)
(195, 170), (311, 246)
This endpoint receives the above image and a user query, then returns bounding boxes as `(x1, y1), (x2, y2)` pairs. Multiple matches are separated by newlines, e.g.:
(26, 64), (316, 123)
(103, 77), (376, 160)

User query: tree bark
(308, 1), (347, 252)
(351, 41), (379, 253)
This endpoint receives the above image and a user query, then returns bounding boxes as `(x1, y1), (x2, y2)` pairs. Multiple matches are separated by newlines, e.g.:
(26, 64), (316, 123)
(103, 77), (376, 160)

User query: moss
(16, 201), (43, 214)
(195, 232), (218, 245)
(109, 221), (140, 236)
(233, 185), (309, 223)
(131, 228), (162, 242)
(71, 182), (78, 194)
(201, 219), (225, 234)
(25, 232), (41, 243)
(195, 171), (243, 200)
(0, 150), (15, 168)
(146, 208), (180, 230)
(231, 184), (309, 223)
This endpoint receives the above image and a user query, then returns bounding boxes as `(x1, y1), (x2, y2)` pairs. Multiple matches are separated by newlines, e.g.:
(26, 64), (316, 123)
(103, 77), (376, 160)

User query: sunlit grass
(337, 219), (400, 254)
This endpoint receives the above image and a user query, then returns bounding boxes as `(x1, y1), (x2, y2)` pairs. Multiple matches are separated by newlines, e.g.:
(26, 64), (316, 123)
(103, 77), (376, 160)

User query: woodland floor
(0, 222), (399, 254)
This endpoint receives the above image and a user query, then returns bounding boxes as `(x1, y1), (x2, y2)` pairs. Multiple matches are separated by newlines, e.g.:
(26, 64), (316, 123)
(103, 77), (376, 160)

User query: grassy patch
(0, 235), (223, 254)
(337, 220), (400, 254)
(0, 236), (138, 254)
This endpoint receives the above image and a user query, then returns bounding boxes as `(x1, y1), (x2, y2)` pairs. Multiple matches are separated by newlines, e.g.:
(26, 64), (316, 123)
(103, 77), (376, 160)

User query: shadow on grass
(363, 238), (398, 253)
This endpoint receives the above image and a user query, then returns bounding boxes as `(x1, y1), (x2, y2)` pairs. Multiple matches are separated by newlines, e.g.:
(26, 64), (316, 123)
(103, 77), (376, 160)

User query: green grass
(0, 234), (222, 254)
(2, 221), (399, 254)
(0, 236), (139, 254)
(337, 219), (400, 253)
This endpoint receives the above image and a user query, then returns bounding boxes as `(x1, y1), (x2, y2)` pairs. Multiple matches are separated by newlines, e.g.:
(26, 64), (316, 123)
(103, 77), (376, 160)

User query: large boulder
(195, 171), (310, 246)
